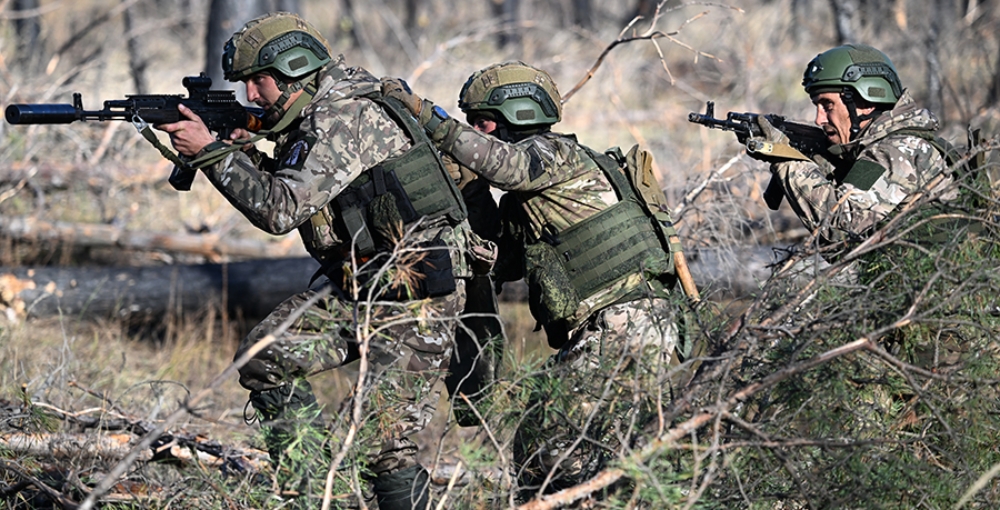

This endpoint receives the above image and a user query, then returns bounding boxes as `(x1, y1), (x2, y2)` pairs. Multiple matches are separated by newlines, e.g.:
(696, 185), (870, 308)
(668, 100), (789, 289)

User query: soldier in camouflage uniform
(155, 12), (488, 510)
(753, 44), (956, 255)
(382, 62), (687, 500)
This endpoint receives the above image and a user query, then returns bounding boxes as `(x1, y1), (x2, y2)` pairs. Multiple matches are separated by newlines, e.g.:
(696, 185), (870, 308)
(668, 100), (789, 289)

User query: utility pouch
(524, 240), (580, 327)
(414, 238), (456, 298)
(621, 144), (683, 259)
(336, 202), (376, 258)
(302, 206), (345, 254)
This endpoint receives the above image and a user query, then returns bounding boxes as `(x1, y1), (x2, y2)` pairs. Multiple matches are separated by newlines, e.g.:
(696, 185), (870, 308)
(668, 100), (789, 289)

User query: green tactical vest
(299, 93), (468, 265)
(518, 139), (679, 328)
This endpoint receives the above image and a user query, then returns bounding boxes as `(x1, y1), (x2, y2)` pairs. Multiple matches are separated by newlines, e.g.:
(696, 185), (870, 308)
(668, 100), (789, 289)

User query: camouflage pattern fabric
(771, 90), (955, 246)
(430, 121), (657, 328)
(196, 56), (473, 489)
(202, 57), (474, 268)
(513, 297), (679, 498)
(235, 278), (465, 475)
(428, 115), (683, 497)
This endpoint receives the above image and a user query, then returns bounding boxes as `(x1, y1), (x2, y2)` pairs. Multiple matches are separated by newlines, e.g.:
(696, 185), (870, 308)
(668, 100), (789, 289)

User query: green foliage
(705, 167), (1000, 508)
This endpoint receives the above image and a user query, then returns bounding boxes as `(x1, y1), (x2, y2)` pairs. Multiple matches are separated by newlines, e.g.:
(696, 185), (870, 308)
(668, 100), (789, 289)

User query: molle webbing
(387, 141), (461, 219)
(555, 197), (668, 300)
(540, 141), (672, 301)
(365, 93), (467, 223)
(326, 92), (469, 258)
(599, 147), (683, 254)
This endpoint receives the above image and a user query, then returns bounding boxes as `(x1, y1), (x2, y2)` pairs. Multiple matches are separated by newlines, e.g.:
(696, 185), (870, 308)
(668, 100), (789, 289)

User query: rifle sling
(136, 86), (316, 175)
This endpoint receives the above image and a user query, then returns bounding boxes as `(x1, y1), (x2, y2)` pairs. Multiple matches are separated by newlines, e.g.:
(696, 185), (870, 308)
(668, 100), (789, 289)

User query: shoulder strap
(891, 128), (963, 167)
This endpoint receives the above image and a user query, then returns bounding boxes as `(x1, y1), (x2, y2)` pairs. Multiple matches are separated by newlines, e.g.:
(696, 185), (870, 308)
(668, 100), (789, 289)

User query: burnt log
(0, 246), (781, 321)
(1, 257), (320, 321)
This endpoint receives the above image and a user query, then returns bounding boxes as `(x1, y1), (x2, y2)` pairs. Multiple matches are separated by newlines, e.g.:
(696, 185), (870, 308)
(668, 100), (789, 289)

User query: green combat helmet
(801, 44), (903, 105)
(222, 12), (331, 82)
(222, 12), (331, 121)
(803, 44), (903, 140)
(458, 61), (562, 127)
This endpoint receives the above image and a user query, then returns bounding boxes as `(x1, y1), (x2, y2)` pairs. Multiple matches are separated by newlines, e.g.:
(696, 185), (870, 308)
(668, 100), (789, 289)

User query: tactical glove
(746, 116), (809, 162)
(380, 77), (450, 135)
(756, 116), (791, 145)
(442, 154), (478, 190)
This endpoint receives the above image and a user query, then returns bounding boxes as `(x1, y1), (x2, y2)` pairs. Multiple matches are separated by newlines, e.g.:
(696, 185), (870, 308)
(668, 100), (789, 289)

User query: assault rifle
(5, 74), (264, 191)
(688, 101), (832, 210)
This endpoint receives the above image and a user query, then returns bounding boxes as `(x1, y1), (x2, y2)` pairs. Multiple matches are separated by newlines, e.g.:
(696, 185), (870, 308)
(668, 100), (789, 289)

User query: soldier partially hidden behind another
(752, 44), (956, 271)
(155, 12), (492, 510)
(382, 62), (693, 501)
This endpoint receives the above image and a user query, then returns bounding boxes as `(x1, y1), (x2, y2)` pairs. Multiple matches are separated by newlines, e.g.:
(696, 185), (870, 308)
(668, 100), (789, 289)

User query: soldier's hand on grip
(746, 116), (811, 163)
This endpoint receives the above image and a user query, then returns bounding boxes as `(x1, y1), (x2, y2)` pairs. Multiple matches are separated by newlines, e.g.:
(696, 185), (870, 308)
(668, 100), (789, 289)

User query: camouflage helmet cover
(223, 12), (332, 82)
(801, 44), (903, 104)
(458, 61), (562, 126)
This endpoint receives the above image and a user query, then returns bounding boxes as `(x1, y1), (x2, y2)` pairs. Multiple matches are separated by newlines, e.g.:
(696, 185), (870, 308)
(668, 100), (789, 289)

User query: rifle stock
(688, 101), (831, 210)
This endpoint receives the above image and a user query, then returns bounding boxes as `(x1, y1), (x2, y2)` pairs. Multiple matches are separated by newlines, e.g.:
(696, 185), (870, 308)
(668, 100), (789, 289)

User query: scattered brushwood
(0, 393), (270, 509)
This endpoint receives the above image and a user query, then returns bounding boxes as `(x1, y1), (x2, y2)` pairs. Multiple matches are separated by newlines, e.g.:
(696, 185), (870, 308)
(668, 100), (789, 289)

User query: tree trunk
(204, 0), (266, 98)
(123, 1), (149, 94)
(829, 0), (858, 45)
(405, 0), (422, 31)
(492, 0), (521, 49)
(0, 216), (304, 261)
(0, 245), (779, 321)
(991, 38), (1000, 107)
(925, 0), (945, 115)
(12, 0), (43, 74)
(572, 0), (592, 29)
(1, 257), (320, 321)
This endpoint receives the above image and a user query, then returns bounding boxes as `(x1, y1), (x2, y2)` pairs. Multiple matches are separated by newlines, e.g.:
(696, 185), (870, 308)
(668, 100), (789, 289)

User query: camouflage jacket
(429, 120), (664, 327)
(772, 90), (955, 246)
(200, 58), (475, 277)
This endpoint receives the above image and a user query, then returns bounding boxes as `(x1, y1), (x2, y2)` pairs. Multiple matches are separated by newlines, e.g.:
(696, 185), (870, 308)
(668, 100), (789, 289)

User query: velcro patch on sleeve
(527, 144), (545, 182)
(841, 159), (886, 191)
(280, 132), (317, 171)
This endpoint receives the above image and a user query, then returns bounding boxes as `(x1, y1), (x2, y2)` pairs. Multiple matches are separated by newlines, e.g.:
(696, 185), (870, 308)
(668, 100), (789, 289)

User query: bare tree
(12, 0), (43, 74)
(830, 0), (859, 44)
(991, 44), (1000, 107)
(204, 0), (269, 95)
(122, 1), (148, 94)
(492, 0), (521, 49)
(573, 0), (593, 30)
(404, 0), (422, 32)
(925, 0), (947, 115)
(267, 0), (301, 12)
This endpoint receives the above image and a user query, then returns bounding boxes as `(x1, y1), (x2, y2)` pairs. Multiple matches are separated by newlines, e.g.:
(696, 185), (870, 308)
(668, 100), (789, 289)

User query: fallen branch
(0, 215), (303, 260)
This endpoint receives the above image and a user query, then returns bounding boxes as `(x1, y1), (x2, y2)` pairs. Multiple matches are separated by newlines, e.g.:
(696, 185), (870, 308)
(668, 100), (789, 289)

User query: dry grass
(2, 0), (1000, 506)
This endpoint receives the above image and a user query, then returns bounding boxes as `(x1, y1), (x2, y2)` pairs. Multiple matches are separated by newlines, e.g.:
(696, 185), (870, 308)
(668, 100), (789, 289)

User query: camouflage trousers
(235, 278), (466, 480)
(513, 296), (679, 499)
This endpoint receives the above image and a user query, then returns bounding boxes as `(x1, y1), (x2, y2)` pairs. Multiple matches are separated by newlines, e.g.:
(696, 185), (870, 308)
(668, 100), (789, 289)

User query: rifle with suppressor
(688, 101), (832, 210)
(5, 74), (263, 191)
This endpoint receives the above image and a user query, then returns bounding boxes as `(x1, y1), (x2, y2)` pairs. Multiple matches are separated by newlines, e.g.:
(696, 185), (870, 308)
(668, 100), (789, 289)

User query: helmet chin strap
(265, 71), (321, 121)
(840, 88), (882, 142)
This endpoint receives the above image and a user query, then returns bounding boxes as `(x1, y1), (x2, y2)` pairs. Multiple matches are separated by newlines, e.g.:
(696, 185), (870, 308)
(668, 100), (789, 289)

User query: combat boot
(248, 381), (329, 499)
(372, 464), (431, 510)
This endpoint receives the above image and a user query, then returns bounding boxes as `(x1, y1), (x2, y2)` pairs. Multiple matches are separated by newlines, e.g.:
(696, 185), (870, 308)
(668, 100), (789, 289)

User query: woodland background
(1, 0), (999, 508)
